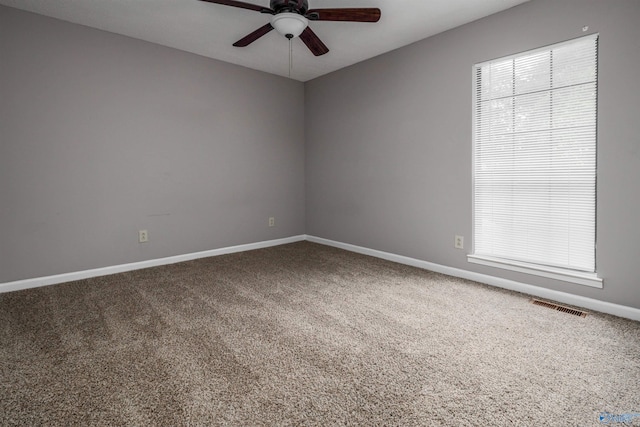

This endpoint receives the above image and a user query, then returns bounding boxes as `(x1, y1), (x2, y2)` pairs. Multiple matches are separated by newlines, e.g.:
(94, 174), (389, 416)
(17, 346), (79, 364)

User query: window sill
(467, 254), (603, 289)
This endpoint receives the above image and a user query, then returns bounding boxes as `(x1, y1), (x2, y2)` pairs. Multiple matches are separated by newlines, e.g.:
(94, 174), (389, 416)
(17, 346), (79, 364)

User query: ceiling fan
(198, 0), (381, 56)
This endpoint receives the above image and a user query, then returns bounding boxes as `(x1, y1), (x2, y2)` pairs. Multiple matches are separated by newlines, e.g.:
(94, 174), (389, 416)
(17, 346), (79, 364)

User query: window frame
(468, 35), (603, 289)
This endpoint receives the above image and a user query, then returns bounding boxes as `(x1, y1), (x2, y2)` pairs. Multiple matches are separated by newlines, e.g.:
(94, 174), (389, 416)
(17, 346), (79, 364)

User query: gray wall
(305, 0), (640, 309)
(0, 6), (305, 282)
(2, 1), (638, 310)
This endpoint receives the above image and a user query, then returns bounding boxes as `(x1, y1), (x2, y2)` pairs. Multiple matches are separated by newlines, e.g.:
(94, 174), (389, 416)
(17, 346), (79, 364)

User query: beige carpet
(1, 241), (639, 426)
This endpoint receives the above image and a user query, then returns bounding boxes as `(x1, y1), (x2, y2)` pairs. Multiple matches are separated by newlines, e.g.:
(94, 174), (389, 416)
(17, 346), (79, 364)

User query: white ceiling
(0, 0), (530, 81)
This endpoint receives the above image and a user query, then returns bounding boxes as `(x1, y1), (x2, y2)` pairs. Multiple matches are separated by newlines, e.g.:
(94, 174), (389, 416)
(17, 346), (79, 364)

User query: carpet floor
(1, 241), (639, 426)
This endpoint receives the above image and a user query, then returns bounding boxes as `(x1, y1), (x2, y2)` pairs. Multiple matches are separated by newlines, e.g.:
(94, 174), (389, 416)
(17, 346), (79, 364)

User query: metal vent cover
(531, 299), (588, 317)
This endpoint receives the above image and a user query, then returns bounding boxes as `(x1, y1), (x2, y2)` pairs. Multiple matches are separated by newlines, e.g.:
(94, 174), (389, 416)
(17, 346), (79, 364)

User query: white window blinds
(473, 34), (598, 273)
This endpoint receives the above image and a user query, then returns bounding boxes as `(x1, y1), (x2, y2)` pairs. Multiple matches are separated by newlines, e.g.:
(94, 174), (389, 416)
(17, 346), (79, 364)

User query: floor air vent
(531, 299), (588, 317)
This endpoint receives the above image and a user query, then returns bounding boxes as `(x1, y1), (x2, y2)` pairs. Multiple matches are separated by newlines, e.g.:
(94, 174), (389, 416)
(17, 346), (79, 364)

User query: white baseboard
(306, 235), (640, 322)
(0, 235), (306, 294)
(3, 233), (638, 322)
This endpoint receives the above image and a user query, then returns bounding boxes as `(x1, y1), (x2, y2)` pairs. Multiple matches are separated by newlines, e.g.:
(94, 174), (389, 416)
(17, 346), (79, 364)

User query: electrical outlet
(268, 217), (275, 227)
(454, 235), (464, 249)
(139, 230), (148, 243)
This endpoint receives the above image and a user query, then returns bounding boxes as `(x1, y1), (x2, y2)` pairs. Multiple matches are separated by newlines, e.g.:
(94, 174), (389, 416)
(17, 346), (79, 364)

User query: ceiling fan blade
(299, 27), (329, 56)
(198, 0), (273, 14)
(306, 8), (381, 22)
(233, 23), (274, 47)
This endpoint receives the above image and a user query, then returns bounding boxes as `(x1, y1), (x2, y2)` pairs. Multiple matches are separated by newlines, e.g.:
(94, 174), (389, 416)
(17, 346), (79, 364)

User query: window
(469, 34), (602, 288)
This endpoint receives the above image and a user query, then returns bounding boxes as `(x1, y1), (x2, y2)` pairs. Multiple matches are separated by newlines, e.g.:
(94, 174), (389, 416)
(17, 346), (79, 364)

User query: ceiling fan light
(271, 13), (308, 39)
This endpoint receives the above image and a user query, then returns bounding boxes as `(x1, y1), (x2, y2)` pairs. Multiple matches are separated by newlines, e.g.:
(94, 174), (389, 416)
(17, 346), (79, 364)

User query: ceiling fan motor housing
(270, 0), (309, 15)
